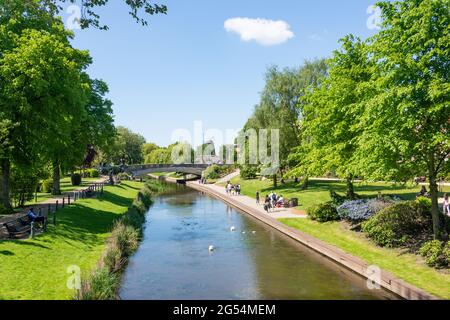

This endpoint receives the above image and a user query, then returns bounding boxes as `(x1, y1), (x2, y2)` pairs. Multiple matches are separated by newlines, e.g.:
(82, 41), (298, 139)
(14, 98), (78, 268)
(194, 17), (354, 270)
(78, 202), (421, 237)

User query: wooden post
(53, 209), (56, 226)
(68, 195), (71, 205)
(56, 200), (59, 210)
(62, 197), (65, 208)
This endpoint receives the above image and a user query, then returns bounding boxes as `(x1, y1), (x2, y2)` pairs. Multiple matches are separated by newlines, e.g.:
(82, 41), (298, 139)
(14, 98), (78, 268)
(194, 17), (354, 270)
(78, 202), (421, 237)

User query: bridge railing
(125, 163), (211, 172)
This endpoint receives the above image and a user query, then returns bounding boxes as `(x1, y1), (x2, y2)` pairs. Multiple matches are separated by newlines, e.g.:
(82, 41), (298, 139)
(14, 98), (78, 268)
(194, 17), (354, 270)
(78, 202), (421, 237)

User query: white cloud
(224, 17), (294, 46)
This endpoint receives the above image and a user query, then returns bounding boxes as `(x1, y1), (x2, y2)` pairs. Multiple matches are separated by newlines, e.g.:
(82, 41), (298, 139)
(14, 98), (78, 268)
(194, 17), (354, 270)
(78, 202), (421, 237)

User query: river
(120, 187), (397, 300)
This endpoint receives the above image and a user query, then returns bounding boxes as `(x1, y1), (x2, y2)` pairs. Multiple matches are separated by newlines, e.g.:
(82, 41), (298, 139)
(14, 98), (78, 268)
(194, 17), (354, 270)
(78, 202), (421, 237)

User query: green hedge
(362, 200), (432, 247)
(308, 202), (340, 223)
(419, 240), (449, 268)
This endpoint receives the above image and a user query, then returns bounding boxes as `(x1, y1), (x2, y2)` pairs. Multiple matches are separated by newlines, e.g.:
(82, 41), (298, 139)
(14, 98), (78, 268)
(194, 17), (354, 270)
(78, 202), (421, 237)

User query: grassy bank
(280, 218), (450, 299)
(227, 176), (450, 211)
(77, 180), (170, 300)
(0, 181), (144, 300)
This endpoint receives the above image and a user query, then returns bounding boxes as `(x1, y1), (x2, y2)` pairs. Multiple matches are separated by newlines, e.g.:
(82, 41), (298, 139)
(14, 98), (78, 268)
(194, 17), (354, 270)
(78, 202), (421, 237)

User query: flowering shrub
(337, 199), (392, 222)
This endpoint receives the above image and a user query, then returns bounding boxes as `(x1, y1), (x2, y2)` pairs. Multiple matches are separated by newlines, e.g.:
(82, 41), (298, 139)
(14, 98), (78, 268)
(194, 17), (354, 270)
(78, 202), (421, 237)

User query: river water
(120, 187), (397, 300)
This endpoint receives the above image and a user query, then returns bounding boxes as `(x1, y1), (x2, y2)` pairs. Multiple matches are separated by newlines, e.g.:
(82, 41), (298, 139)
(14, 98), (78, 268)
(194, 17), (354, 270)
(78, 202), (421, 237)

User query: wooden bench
(3, 216), (46, 239)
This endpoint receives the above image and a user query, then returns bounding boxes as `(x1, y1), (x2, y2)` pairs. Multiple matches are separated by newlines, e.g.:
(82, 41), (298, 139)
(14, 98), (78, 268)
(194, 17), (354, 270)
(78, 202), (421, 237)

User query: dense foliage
(240, 165), (259, 180)
(362, 200), (433, 247)
(419, 240), (449, 268)
(307, 202), (340, 223)
(203, 165), (232, 180)
(0, 2), (116, 207)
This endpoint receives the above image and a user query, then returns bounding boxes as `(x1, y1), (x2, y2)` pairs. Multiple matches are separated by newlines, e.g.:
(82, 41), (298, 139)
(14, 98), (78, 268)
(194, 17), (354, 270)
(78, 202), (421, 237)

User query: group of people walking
(225, 182), (241, 196)
(256, 191), (285, 213)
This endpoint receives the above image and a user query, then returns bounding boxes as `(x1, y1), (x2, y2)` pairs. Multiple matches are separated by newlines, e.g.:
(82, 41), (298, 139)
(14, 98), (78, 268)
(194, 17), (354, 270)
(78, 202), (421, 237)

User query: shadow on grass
(96, 189), (135, 208)
(35, 186), (138, 249)
(259, 180), (421, 200)
(120, 182), (141, 191)
(46, 207), (122, 249)
(0, 241), (51, 250)
(0, 250), (14, 256)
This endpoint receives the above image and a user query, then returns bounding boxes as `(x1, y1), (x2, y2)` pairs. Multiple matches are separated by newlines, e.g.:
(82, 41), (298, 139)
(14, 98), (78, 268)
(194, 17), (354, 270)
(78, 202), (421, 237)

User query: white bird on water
(230, 226), (236, 232)
(209, 245), (215, 252)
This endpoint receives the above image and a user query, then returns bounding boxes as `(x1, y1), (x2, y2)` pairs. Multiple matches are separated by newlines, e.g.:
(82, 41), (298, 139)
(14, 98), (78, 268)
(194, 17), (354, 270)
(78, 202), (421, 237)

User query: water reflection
(120, 188), (397, 300)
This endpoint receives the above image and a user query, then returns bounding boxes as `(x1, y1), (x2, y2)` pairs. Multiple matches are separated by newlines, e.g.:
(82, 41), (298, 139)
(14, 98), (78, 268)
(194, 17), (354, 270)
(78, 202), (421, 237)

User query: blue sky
(67, 0), (381, 147)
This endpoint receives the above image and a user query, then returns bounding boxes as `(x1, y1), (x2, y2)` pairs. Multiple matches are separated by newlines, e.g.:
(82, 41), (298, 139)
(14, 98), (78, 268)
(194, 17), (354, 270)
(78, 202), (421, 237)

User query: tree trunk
(346, 176), (356, 200)
(52, 160), (61, 196)
(273, 174), (278, 188)
(0, 159), (12, 211)
(428, 152), (442, 240)
(301, 176), (309, 190)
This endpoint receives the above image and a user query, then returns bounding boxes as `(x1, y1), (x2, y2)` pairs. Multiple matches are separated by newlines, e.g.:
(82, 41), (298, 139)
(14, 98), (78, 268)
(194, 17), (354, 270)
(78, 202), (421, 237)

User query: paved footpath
(192, 181), (306, 219)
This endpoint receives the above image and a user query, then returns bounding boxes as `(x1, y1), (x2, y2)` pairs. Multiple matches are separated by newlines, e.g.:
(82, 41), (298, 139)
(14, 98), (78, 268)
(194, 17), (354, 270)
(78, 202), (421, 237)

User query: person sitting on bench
(27, 208), (46, 225)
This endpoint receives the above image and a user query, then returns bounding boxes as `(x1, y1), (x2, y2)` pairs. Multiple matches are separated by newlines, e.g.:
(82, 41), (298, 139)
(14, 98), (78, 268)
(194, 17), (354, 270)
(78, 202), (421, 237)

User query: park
(0, 0), (449, 303)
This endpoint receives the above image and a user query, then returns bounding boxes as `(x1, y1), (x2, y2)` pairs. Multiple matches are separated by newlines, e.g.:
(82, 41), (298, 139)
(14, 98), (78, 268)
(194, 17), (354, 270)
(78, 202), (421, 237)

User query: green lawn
(0, 181), (143, 300)
(226, 176), (450, 211)
(280, 218), (450, 299)
(23, 177), (103, 207)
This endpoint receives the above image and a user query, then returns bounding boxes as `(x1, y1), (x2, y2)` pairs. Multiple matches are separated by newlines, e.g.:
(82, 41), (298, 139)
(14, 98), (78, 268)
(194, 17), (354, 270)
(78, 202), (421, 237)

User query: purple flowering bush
(337, 199), (392, 223)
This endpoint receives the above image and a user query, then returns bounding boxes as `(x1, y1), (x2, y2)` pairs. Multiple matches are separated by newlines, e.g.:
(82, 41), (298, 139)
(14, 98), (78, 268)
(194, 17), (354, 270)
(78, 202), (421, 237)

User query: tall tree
(291, 36), (373, 198)
(142, 143), (159, 157)
(109, 127), (146, 165)
(10, 0), (167, 30)
(243, 60), (328, 186)
(358, 0), (450, 239)
(0, 1), (92, 203)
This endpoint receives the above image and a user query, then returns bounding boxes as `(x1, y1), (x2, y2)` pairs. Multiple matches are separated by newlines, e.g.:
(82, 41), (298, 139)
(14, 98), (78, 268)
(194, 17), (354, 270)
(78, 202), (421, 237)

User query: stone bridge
(125, 164), (211, 177)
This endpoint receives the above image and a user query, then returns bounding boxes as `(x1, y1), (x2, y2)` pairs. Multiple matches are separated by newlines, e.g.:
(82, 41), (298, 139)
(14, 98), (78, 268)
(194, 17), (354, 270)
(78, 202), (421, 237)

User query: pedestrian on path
(264, 195), (272, 213)
(444, 193), (450, 217)
(256, 191), (260, 205)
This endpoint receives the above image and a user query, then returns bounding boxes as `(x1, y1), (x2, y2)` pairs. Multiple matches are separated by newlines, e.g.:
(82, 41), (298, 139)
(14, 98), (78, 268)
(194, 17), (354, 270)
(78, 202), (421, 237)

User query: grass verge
(226, 176), (450, 211)
(0, 181), (144, 300)
(280, 218), (450, 299)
